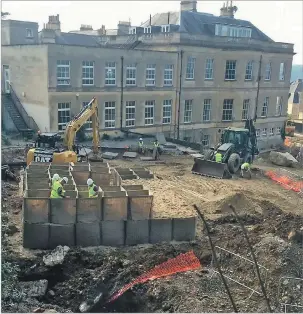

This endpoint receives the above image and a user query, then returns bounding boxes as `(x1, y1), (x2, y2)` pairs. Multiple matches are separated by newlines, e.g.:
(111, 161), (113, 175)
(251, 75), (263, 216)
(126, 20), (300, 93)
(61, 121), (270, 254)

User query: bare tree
(1, 12), (10, 19)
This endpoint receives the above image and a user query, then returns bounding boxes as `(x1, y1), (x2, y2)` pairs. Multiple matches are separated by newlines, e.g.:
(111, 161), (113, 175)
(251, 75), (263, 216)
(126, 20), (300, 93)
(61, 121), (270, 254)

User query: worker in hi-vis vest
(215, 152), (222, 163)
(240, 162), (252, 179)
(50, 177), (69, 198)
(87, 178), (99, 198)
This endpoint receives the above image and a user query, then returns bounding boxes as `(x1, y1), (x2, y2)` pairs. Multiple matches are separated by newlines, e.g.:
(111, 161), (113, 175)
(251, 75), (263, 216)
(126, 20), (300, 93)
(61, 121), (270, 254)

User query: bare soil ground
(1, 150), (303, 313)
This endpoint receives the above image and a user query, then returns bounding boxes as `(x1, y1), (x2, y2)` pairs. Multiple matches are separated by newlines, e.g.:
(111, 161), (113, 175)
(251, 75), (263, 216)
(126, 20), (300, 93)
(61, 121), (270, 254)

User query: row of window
(57, 61), (173, 86)
(57, 96), (284, 130)
(256, 127), (281, 138)
(56, 58), (286, 87)
(185, 58), (286, 81)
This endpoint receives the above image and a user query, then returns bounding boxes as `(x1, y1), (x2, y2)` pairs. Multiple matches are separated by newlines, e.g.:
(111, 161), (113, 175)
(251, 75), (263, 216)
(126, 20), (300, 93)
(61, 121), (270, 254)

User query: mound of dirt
(213, 192), (262, 216)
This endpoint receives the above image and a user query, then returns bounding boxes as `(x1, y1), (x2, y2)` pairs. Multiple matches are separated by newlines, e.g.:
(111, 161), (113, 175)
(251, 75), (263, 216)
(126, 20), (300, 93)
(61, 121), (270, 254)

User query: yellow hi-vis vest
(88, 184), (98, 198)
(215, 153), (222, 163)
(52, 177), (61, 189)
(154, 142), (159, 148)
(50, 181), (65, 198)
(241, 162), (250, 170)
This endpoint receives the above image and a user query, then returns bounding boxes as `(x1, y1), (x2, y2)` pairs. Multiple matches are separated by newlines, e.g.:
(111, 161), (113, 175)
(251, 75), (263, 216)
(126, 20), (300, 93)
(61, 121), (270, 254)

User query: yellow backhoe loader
(26, 97), (102, 165)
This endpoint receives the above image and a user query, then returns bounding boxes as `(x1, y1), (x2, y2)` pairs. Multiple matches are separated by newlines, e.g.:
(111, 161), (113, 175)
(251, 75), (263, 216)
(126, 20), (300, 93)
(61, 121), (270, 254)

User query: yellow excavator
(26, 97), (102, 165)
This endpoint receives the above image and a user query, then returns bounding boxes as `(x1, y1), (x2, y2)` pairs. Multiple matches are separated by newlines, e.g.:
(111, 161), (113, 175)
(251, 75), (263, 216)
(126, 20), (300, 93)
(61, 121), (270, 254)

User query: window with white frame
(265, 63), (271, 81)
(161, 25), (170, 33)
(203, 99), (211, 121)
(225, 60), (237, 80)
(245, 61), (253, 80)
(26, 28), (33, 38)
(276, 96), (283, 116)
(104, 101), (116, 128)
(202, 134), (210, 147)
(261, 97), (269, 117)
(57, 60), (70, 85)
(145, 100), (154, 125)
(58, 102), (71, 131)
(125, 101), (136, 127)
(105, 62), (116, 85)
(205, 58), (214, 80)
(261, 128), (267, 137)
(82, 102), (92, 129)
(82, 61), (94, 85)
(256, 129), (260, 137)
(269, 127), (274, 136)
(146, 64), (156, 86)
(222, 99), (233, 121)
(129, 28), (136, 34)
(186, 57), (195, 80)
(279, 62), (285, 81)
(184, 99), (193, 123)
(276, 127), (281, 135)
(162, 99), (172, 124)
(126, 64), (136, 86)
(242, 99), (250, 120)
(164, 64), (173, 86)
(144, 26), (151, 34)
(215, 24), (252, 38)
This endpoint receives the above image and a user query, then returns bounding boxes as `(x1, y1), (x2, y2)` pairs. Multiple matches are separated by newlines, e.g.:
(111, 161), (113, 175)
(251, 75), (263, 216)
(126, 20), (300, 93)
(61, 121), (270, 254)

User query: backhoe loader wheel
(227, 153), (240, 174)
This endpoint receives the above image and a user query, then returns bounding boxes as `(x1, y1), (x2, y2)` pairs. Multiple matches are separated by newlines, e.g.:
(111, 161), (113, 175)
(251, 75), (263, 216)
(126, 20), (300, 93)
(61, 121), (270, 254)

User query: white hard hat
(62, 177), (68, 184)
(70, 162), (75, 167)
(87, 178), (93, 186)
(139, 138), (143, 141)
(52, 173), (60, 180)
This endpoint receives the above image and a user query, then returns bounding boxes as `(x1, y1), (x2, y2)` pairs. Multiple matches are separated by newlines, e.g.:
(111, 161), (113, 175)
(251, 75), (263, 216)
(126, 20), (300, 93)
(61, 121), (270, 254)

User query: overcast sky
(2, 0), (303, 64)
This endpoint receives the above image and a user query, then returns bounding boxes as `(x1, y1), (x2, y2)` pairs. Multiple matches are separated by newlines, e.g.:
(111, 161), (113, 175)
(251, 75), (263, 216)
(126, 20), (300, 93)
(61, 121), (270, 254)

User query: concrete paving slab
(150, 219), (172, 244)
(190, 153), (204, 159)
(50, 199), (76, 224)
(126, 220), (150, 245)
(23, 223), (49, 249)
(156, 132), (166, 145)
(163, 143), (177, 149)
(123, 152), (137, 158)
(172, 217), (196, 241)
(133, 171), (154, 179)
(19, 279), (48, 297)
(49, 224), (75, 249)
(77, 198), (102, 223)
(102, 152), (119, 160)
(129, 195), (153, 220)
(101, 220), (125, 246)
(76, 222), (101, 247)
(140, 157), (154, 161)
(103, 196), (128, 220)
(24, 198), (50, 223)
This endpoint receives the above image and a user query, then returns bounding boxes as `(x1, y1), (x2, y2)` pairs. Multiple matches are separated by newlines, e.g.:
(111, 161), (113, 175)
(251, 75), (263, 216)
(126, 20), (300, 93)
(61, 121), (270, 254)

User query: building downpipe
(254, 55), (262, 122)
(177, 50), (184, 140)
(120, 56), (124, 129)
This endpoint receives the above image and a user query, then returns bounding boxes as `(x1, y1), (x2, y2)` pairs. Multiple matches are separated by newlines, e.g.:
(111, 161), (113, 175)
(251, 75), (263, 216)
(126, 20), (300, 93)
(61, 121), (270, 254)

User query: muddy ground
(1, 149), (303, 313)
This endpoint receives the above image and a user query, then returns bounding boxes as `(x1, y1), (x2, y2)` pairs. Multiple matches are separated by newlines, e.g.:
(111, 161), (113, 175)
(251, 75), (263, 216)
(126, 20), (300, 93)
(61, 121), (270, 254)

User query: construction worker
(240, 162), (252, 179)
(51, 173), (61, 188)
(87, 178), (99, 198)
(153, 139), (160, 160)
(138, 138), (144, 154)
(50, 177), (69, 198)
(215, 152), (222, 163)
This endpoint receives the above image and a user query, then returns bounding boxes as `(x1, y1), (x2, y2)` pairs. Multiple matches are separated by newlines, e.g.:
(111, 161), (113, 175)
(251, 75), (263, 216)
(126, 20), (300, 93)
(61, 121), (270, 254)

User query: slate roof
(289, 79), (303, 94)
(289, 79), (303, 104)
(54, 32), (102, 47)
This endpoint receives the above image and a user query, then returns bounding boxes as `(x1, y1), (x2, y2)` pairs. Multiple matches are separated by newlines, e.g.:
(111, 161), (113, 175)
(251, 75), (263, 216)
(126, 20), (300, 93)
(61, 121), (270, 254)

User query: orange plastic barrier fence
(265, 170), (303, 193)
(107, 250), (201, 303)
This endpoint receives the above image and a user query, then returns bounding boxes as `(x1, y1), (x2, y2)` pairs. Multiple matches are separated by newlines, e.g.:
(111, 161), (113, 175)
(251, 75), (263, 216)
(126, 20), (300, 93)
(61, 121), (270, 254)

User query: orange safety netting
(107, 250), (201, 303)
(265, 170), (303, 193)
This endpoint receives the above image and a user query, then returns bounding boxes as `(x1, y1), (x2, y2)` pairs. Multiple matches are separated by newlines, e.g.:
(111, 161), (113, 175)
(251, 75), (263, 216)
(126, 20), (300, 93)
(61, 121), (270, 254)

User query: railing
(9, 83), (39, 132)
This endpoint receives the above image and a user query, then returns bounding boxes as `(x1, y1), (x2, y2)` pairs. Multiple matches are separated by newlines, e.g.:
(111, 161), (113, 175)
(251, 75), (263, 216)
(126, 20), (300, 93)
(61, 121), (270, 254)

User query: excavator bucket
(191, 158), (232, 179)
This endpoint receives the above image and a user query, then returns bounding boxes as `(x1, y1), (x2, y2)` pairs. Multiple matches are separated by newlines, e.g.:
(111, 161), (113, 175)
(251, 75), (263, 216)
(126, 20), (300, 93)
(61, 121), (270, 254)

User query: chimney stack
(80, 24), (93, 31)
(180, 0), (197, 12)
(220, 1), (237, 18)
(44, 14), (61, 33)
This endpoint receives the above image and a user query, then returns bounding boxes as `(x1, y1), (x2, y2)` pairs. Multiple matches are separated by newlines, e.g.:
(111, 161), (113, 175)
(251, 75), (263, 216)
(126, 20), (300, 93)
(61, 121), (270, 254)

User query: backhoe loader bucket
(191, 158), (232, 179)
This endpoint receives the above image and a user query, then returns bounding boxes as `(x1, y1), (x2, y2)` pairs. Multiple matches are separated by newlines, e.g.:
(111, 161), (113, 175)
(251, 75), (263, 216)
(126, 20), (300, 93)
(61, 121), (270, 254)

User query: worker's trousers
(241, 168), (252, 179)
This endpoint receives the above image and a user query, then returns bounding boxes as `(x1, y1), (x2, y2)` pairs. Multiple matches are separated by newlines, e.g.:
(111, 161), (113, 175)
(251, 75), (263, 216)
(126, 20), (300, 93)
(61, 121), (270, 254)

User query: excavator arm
(63, 97), (100, 153)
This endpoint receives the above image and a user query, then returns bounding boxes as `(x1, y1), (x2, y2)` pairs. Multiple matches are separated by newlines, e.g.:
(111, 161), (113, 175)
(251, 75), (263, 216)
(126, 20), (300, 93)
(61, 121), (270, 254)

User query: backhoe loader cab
(192, 122), (258, 179)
